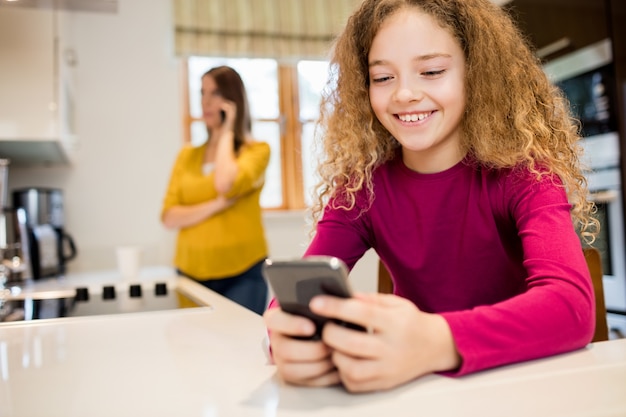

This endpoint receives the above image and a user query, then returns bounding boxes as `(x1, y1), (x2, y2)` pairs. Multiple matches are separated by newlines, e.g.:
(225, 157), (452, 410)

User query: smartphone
(263, 256), (366, 340)
(220, 110), (226, 123)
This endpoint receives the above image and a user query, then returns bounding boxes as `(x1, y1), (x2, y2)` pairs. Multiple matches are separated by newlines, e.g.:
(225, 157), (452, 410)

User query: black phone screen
(263, 257), (366, 339)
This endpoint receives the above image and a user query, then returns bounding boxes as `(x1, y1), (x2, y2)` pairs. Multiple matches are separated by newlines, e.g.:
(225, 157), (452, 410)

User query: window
(183, 57), (329, 210)
(298, 60), (329, 207)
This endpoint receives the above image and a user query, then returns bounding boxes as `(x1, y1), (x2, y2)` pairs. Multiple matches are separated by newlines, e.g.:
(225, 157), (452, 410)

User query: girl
(263, 0), (599, 392)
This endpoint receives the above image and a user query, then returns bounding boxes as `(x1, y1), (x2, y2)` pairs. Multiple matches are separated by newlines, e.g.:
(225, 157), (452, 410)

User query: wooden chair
(377, 247), (609, 342)
(584, 247), (609, 342)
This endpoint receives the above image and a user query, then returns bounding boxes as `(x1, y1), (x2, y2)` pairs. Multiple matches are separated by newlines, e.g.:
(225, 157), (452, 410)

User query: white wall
(7, 0), (379, 293)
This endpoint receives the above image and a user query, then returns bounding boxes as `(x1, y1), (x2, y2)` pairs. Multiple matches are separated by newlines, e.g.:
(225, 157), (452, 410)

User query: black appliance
(544, 38), (626, 338)
(12, 188), (77, 279)
(543, 38), (618, 138)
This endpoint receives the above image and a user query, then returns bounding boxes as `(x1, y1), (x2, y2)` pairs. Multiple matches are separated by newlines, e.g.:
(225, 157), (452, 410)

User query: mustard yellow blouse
(161, 141), (270, 279)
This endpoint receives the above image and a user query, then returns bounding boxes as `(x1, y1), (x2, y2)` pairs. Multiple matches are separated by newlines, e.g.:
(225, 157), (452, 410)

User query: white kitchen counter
(1, 279), (625, 417)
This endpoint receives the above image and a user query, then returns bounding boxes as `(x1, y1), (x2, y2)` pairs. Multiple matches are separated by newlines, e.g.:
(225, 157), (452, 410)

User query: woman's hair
(204, 66), (252, 152)
(312, 0), (597, 241)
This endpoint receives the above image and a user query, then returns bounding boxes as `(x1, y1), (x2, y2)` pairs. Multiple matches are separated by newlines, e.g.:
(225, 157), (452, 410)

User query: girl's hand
(263, 307), (341, 387)
(310, 293), (461, 393)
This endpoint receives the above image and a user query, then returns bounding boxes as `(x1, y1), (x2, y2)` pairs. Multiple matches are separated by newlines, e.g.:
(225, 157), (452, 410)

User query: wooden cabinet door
(504, 0), (610, 62)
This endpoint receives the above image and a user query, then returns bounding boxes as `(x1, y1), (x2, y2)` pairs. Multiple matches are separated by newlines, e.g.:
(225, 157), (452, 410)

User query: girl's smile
(397, 111), (436, 123)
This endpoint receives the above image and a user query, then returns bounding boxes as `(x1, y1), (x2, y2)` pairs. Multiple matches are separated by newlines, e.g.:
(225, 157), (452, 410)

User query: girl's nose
(395, 88), (415, 102)
(393, 79), (422, 102)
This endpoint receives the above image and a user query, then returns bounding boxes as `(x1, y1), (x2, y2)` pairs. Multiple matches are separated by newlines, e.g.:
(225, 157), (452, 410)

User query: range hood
(0, 140), (75, 166)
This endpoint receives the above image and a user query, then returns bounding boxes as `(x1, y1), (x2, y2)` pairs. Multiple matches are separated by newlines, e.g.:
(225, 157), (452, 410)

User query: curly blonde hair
(311, 0), (597, 241)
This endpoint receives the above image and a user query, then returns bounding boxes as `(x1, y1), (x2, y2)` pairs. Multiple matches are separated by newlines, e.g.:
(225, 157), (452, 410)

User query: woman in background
(162, 66), (270, 315)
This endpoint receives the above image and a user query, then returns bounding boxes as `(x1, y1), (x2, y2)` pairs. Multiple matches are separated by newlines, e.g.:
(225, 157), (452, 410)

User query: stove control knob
(155, 283), (168, 296)
(129, 284), (142, 298)
(75, 287), (89, 302)
(103, 285), (116, 300)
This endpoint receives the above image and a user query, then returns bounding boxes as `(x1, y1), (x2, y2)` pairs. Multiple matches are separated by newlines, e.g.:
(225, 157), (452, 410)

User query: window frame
(180, 60), (307, 210)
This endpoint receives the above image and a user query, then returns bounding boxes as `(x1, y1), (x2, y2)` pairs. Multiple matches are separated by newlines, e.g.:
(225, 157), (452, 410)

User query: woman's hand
(309, 293), (461, 393)
(263, 307), (341, 387)
(219, 100), (237, 132)
(161, 195), (237, 229)
(214, 194), (235, 211)
(213, 99), (239, 194)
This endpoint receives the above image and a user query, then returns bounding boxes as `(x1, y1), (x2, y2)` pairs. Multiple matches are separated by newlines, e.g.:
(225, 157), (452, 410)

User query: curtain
(173, 0), (362, 60)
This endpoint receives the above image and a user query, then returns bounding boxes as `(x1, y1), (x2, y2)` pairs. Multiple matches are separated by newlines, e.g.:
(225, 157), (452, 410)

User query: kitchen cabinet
(0, 7), (77, 166)
(504, 0), (609, 61)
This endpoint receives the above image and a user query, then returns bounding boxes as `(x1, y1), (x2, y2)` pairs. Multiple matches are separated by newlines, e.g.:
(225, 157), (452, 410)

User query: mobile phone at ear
(220, 110), (226, 123)
(263, 256), (366, 340)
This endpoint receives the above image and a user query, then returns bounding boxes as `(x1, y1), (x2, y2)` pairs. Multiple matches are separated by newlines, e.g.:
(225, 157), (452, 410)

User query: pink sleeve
(441, 175), (595, 376)
(266, 297), (279, 311)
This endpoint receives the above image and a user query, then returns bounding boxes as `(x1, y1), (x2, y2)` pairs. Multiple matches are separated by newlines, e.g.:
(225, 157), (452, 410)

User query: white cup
(116, 245), (143, 280)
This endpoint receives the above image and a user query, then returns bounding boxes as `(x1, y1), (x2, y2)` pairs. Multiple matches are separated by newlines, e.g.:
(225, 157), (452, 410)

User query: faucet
(0, 253), (27, 322)
(0, 261), (12, 321)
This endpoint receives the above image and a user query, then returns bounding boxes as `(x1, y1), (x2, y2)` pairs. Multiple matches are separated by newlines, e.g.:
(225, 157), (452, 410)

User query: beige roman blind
(173, 0), (362, 60)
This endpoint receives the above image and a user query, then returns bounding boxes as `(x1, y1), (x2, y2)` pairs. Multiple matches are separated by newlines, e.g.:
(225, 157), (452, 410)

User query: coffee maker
(12, 188), (77, 279)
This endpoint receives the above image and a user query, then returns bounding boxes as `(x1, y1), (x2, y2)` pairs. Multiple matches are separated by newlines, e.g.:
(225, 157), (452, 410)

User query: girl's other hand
(310, 293), (461, 393)
(263, 307), (341, 387)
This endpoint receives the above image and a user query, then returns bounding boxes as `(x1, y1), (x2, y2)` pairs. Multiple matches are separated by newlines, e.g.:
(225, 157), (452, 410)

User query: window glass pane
(190, 120), (207, 147)
(298, 60), (330, 121)
(298, 60), (329, 206)
(252, 121), (283, 208)
(188, 59), (207, 119)
(301, 122), (320, 207)
(239, 62), (279, 120)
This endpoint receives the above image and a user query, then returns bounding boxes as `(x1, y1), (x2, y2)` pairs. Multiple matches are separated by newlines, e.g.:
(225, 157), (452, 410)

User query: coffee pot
(12, 187), (77, 279)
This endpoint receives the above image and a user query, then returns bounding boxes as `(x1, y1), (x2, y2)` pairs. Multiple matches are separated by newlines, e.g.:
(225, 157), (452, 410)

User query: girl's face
(368, 8), (466, 173)
(200, 75), (225, 130)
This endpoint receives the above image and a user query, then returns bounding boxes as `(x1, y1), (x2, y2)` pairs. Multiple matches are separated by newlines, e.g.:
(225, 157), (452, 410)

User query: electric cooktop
(1, 281), (203, 322)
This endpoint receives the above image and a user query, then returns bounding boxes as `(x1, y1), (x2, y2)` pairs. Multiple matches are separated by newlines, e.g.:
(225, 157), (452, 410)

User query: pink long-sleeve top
(298, 155), (595, 376)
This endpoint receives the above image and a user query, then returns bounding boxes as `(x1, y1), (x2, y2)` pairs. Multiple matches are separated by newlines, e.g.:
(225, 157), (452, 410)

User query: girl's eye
(423, 69), (446, 77)
(371, 75), (393, 84)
